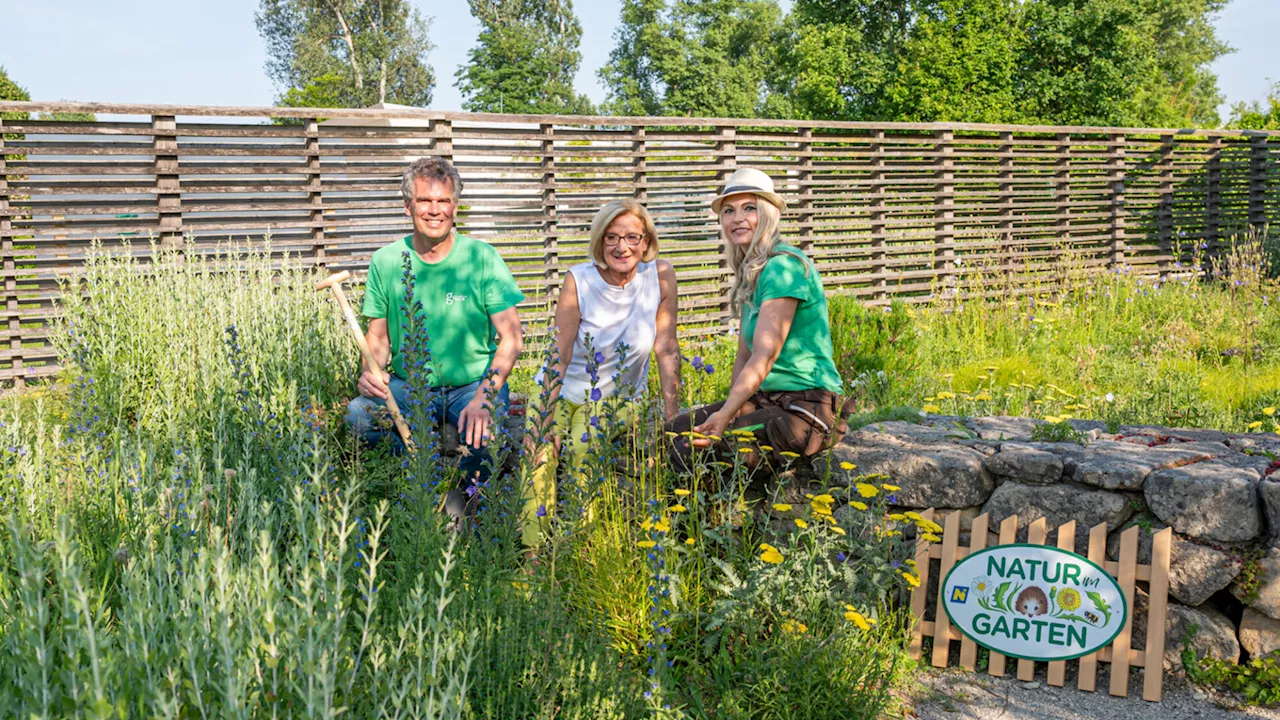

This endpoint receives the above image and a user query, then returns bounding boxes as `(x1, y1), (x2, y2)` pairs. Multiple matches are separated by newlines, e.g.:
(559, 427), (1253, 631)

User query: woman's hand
(691, 409), (733, 448)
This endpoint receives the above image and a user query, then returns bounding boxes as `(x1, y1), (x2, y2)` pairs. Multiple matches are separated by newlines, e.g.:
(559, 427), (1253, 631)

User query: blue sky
(1, 0), (1276, 122)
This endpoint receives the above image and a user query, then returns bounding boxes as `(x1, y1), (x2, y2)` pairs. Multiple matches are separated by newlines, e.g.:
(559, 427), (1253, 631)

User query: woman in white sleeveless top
(523, 199), (680, 548)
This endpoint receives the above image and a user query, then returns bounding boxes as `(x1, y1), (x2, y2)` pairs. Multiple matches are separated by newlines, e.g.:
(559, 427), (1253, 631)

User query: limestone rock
(965, 416), (1037, 441)
(981, 443), (1064, 485)
(830, 430), (994, 509)
(1070, 440), (1214, 491)
(1235, 548), (1280, 620)
(1259, 479), (1280, 546)
(1118, 426), (1236, 444)
(981, 482), (1132, 546)
(1133, 591), (1240, 672)
(1105, 520), (1241, 606)
(1240, 609), (1280, 658)
(1145, 461), (1262, 542)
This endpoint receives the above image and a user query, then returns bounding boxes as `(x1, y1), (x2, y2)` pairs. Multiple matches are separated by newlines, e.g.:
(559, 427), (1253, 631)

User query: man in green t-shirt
(345, 157), (525, 518)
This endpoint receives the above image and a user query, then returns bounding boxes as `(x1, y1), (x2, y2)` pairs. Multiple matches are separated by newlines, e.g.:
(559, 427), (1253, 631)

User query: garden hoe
(315, 270), (414, 451)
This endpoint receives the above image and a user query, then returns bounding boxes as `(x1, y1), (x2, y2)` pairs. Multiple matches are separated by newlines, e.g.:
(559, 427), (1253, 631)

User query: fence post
(998, 131), (1014, 287)
(541, 123), (559, 302)
(0, 117), (18, 389)
(797, 127), (814, 253)
(632, 125), (647, 204)
(153, 114), (181, 247)
(1158, 134), (1175, 276)
(716, 125), (737, 328)
(306, 119), (324, 266)
(1206, 136), (1222, 251)
(1055, 132), (1071, 247)
(870, 129), (887, 302)
(1109, 134), (1127, 269)
(934, 129), (955, 293)
(1250, 133), (1269, 231)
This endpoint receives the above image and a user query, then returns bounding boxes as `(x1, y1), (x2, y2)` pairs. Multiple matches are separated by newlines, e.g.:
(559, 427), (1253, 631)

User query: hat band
(722, 184), (769, 195)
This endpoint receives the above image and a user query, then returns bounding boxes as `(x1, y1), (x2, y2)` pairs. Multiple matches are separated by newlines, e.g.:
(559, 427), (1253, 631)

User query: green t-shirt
(741, 245), (843, 394)
(363, 234), (524, 387)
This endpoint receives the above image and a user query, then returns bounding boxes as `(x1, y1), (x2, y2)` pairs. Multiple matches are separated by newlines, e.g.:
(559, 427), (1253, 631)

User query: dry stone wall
(822, 415), (1280, 671)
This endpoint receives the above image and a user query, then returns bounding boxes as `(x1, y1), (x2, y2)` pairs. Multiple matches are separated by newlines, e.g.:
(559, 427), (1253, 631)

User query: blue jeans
(344, 375), (511, 487)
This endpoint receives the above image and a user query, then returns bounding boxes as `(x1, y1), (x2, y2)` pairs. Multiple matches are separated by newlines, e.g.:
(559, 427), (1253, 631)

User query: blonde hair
(588, 199), (660, 268)
(726, 197), (804, 318)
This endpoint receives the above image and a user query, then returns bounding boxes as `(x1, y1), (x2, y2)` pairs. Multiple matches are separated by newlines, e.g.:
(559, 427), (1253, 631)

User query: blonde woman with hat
(522, 199), (681, 547)
(667, 167), (846, 469)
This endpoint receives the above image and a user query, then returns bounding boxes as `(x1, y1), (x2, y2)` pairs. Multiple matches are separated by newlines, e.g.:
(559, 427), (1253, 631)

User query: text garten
(971, 613), (1088, 648)
(986, 556), (1101, 588)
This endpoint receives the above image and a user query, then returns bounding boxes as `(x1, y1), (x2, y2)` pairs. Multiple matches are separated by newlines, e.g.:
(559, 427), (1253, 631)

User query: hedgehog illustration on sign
(1014, 585), (1049, 617)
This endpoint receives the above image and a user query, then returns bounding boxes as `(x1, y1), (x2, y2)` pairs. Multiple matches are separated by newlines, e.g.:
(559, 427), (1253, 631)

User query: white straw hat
(710, 167), (787, 214)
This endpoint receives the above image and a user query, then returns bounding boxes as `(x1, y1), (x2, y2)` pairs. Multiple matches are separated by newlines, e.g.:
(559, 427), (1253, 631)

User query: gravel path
(908, 666), (1279, 720)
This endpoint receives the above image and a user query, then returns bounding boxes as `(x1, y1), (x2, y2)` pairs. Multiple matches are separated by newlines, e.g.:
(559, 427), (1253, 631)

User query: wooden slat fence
(1, 101), (1279, 388)
(909, 509), (1174, 702)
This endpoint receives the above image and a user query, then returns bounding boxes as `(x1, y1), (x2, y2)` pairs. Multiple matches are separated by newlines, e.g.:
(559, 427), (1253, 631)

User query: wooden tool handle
(316, 272), (413, 449)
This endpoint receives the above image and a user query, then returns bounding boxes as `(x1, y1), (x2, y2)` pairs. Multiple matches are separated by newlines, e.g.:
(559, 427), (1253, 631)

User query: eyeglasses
(603, 233), (646, 247)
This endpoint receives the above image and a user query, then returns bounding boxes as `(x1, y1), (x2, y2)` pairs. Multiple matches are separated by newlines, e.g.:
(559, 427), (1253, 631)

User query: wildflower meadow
(2, 226), (1278, 717)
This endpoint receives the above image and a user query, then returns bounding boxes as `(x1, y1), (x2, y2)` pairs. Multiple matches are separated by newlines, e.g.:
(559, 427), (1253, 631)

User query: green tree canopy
(763, 0), (1231, 127)
(1228, 82), (1280, 131)
(600, 0), (784, 117)
(457, 0), (594, 114)
(0, 65), (31, 123)
(256, 0), (435, 108)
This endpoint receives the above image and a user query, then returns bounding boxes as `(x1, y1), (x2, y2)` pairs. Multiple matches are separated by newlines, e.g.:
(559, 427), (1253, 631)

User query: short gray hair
(401, 156), (463, 203)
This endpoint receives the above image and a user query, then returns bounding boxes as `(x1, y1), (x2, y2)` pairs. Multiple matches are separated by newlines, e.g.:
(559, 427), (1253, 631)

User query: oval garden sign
(941, 544), (1129, 662)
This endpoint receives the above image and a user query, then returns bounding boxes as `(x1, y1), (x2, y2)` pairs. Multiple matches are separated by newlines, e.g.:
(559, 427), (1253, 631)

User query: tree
(1228, 82), (1280, 131)
(880, 0), (1021, 122)
(600, 0), (783, 118)
(1015, 0), (1229, 127)
(0, 65), (30, 123)
(457, 0), (594, 114)
(256, 0), (435, 108)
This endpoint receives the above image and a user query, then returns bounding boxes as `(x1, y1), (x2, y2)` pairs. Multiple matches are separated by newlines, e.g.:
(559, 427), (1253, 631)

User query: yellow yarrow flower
(760, 547), (784, 564)
(920, 532), (942, 543)
(888, 513), (907, 521)
(1249, 421), (1264, 430)
(653, 518), (670, 534)
(685, 538), (695, 546)
(670, 504), (687, 513)
(840, 461), (856, 471)
(637, 540), (656, 549)
(843, 607), (872, 631)
(901, 571), (921, 587)
(780, 451), (801, 459)
(772, 503), (793, 512)
(674, 488), (691, 497)
(882, 483), (900, 492)
(739, 447), (754, 454)
(904, 511), (923, 521)
(849, 501), (868, 511)
(937, 391), (955, 400)
(855, 483), (879, 498)
(760, 445), (773, 452)
(831, 526), (847, 536)
(794, 518), (809, 530)
(974, 391), (992, 402)
(1266, 407), (1277, 417)
(922, 404), (941, 413)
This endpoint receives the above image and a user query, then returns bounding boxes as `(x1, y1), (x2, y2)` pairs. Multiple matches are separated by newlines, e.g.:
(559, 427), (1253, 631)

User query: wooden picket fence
(908, 509), (1173, 702)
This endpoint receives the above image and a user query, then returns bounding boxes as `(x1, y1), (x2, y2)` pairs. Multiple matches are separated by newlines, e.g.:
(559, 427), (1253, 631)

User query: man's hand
(457, 396), (492, 449)
(358, 368), (392, 399)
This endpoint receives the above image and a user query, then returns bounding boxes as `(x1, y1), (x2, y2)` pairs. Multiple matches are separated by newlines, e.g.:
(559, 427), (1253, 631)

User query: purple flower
(836, 551), (847, 563)
(466, 483), (479, 498)
(703, 363), (714, 375)
(594, 350), (605, 364)
(590, 387), (602, 402)
(536, 504), (547, 518)
(887, 494), (898, 504)
(581, 432), (590, 443)
(691, 355), (703, 369)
